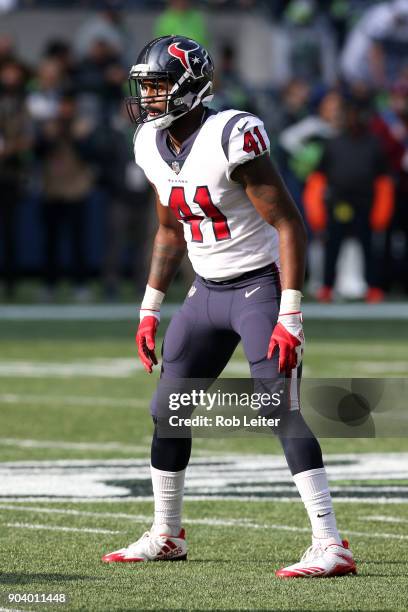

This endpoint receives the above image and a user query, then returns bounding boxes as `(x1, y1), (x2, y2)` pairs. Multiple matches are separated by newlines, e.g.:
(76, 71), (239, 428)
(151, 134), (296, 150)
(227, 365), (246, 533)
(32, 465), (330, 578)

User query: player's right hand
(136, 316), (159, 373)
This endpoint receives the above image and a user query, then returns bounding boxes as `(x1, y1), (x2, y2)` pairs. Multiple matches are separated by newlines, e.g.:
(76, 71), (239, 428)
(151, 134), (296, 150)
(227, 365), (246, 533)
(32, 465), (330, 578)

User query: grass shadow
(0, 573), (102, 585)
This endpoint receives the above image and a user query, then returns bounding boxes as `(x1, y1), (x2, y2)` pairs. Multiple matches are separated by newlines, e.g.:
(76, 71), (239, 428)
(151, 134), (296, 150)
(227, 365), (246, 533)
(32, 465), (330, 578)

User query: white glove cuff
(279, 289), (302, 314)
(140, 284), (165, 321)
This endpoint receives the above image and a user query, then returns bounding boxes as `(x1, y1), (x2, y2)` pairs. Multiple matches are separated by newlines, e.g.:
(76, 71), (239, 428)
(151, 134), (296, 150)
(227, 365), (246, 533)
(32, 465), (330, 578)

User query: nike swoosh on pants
(245, 287), (261, 298)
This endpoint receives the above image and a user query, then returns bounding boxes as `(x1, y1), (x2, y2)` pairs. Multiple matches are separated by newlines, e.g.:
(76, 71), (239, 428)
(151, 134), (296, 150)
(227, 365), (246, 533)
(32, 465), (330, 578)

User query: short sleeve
(363, 6), (392, 41)
(133, 123), (157, 184)
(223, 114), (270, 181)
(133, 124), (143, 168)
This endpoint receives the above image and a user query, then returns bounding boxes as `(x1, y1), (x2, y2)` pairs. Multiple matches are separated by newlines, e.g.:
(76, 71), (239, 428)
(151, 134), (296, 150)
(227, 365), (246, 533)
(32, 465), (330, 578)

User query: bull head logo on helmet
(168, 41), (209, 79)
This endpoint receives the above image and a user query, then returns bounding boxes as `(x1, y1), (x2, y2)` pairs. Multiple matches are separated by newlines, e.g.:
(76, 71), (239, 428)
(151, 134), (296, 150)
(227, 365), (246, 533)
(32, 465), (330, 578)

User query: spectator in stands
(43, 39), (78, 89)
(74, 2), (126, 62)
(279, 0), (338, 88)
(154, 0), (210, 49)
(277, 78), (311, 131)
(304, 97), (395, 303)
(0, 34), (16, 70)
(279, 88), (343, 189)
(0, 58), (32, 300)
(371, 79), (408, 294)
(98, 104), (152, 300)
(75, 38), (126, 123)
(341, 0), (408, 88)
(0, 0), (17, 13)
(278, 87), (343, 292)
(211, 43), (257, 113)
(278, 87), (343, 233)
(27, 58), (64, 123)
(35, 92), (96, 301)
(315, 0), (352, 49)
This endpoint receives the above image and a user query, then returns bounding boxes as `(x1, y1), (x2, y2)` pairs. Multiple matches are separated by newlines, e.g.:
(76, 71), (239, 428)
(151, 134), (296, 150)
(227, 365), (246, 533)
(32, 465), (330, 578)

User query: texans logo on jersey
(168, 41), (209, 79)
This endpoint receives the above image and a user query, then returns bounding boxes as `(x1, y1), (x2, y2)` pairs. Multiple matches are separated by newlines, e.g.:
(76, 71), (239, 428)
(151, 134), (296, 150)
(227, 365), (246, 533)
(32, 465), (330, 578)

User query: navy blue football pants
(150, 265), (323, 475)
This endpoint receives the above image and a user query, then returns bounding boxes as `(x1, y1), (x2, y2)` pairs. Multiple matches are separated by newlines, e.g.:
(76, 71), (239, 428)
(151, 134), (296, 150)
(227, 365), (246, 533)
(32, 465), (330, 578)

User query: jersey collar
(156, 107), (217, 174)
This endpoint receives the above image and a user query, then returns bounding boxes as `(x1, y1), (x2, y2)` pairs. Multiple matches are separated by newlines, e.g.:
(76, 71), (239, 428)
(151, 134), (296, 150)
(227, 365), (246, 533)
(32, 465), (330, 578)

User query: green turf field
(0, 316), (407, 611)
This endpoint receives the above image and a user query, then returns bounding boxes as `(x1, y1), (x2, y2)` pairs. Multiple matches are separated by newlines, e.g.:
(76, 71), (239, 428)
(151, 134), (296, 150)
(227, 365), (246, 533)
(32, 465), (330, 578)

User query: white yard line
(0, 393), (145, 409)
(1, 508), (407, 541)
(0, 359), (141, 378)
(0, 453), (406, 468)
(0, 495), (407, 503)
(5, 522), (121, 534)
(1, 358), (406, 379)
(0, 359), (251, 378)
(353, 362), (408, 374)
(0, 438), (148, 452)
(189, 486), (408, 492)
(358, 514), (408, 524)
(342, 529), (408, 540)
(0, 505), (257, 527)
(0, 505), (151, 521)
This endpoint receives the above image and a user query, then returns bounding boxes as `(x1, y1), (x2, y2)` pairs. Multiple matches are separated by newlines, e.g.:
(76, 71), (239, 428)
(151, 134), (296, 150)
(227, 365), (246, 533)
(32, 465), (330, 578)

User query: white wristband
(140, 284), (165, 321)
(279, 289), (302, 314)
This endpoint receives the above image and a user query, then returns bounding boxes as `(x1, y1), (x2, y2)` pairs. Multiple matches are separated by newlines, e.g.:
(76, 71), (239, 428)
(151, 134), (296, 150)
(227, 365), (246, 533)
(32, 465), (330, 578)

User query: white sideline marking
(0, 359), (250, 378)
(0, 393), (145, 409)
(0, 438), (149, 453)
(1, 453), (406, 471)
(1, 495), (407, 503)
(1, 508), (407, 541)
(0, 504), (150, 521)
(359, 515), (408, 524)
(1, 303), (408, 320)
(307, 343), (408, 354)
(0, 359), (141, 378)
(0, 608), (29, 612)
(343, 530), (408, 541)
(5, 522), (120, 534)
(354, 362), (408, 374)
(0, 505), (259, 527)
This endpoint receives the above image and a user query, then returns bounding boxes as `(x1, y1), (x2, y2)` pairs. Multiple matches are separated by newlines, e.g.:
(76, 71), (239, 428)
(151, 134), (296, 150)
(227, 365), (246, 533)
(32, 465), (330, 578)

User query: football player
(102, 35), (356, 578)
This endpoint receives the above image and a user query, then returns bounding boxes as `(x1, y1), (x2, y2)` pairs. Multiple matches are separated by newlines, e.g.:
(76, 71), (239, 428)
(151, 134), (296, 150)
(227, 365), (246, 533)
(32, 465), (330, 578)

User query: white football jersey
(134, 109), (280, 281)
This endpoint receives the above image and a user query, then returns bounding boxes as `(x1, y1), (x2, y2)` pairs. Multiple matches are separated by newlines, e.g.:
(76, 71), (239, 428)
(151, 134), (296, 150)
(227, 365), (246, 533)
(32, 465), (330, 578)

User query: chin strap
(153, 81), (213, 130)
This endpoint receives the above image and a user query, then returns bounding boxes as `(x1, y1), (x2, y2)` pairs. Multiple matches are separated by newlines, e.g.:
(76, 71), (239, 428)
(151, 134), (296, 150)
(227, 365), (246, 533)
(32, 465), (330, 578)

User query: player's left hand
(268, 312), (304, 374)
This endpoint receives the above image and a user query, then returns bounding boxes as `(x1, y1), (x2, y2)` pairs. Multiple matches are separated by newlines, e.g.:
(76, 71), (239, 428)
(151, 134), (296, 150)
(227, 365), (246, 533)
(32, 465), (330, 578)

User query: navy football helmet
(126, 35), (214, 129)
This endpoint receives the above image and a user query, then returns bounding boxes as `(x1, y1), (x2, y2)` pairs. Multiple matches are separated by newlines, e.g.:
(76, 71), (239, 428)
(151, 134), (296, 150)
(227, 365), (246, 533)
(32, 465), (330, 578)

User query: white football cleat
(102, 526), (187, 563)
(276, 539), (356, 578)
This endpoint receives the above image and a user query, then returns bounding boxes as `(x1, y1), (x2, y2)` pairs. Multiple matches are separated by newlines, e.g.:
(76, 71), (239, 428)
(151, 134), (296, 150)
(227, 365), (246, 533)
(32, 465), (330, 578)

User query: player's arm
(148, 192), (187, 293)
(232, 154), (307, 290)
(368, 41), (386, 88)
(136, 187), (186, 373)
(232, 155), (307, 373)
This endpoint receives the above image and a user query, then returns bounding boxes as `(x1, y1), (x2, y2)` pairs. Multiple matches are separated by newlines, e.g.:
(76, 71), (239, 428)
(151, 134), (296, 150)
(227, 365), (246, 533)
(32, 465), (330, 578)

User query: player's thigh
(161, 309), (239, 378)
(234, 280), (301, 412)
(151, 287), (239, 418)
(233, 278), (280, 374)
(160, 280), (239, 378)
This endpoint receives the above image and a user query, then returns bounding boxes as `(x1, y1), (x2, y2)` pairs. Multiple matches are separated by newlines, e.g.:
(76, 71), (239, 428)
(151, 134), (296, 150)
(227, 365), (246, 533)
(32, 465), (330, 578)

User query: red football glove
(136, 315), (159, 373)
(268, 312), (304, 374)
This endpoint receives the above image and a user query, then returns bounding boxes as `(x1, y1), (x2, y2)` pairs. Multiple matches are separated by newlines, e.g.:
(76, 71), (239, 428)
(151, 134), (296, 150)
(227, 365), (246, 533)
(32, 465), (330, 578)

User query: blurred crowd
(1, 0), (408, 302)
